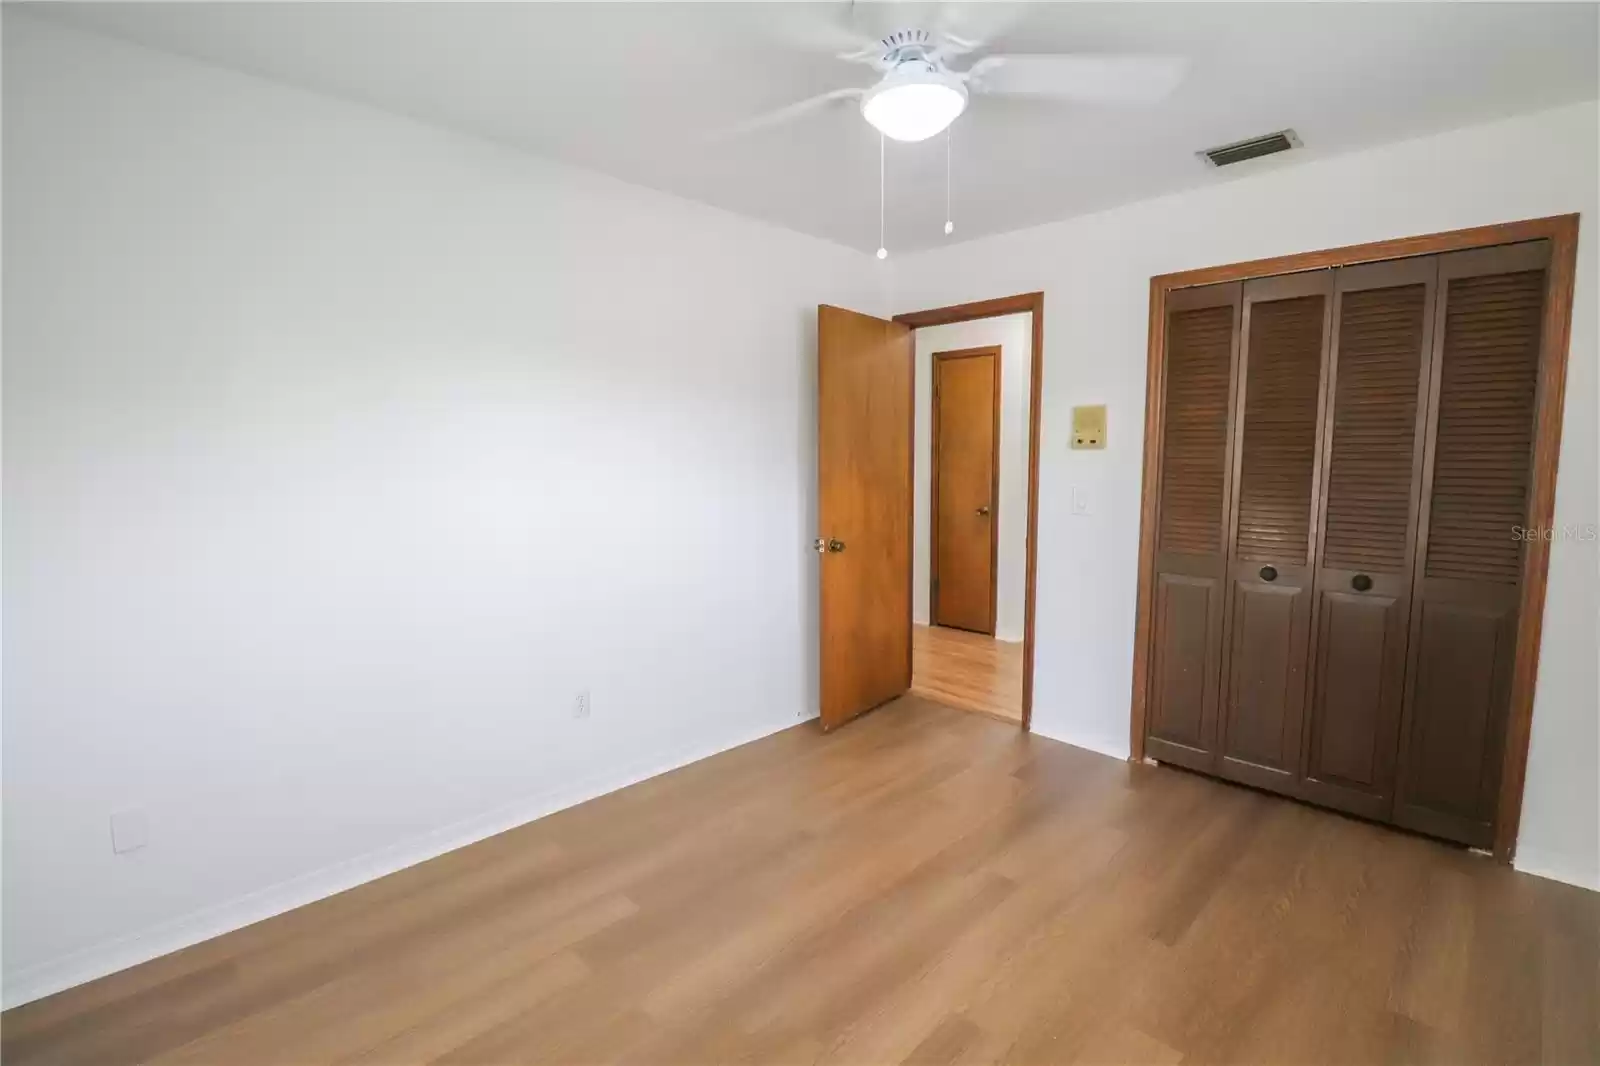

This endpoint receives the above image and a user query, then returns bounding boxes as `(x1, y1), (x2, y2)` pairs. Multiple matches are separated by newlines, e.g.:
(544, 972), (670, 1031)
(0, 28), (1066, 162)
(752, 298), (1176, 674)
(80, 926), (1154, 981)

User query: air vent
(1200, 130), (1301, 168)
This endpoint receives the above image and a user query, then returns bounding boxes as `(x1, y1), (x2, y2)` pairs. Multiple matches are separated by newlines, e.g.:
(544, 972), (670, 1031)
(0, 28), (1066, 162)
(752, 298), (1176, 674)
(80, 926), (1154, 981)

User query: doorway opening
(898, 297), (1043, 730)
(814, 294), (1041, 733)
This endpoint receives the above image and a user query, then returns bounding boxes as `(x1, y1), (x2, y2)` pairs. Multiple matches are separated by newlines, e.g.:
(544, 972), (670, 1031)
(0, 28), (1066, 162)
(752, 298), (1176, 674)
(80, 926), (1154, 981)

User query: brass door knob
(977, 505), (991, 516)
(828, 538), (846, 553)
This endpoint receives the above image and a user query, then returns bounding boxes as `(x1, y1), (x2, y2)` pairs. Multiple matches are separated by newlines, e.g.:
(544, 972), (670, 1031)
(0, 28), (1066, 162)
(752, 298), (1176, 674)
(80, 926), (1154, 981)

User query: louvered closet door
(1145, 282), (1241, 772)
(1216, 272), (1332, 793)
(1300, 258), (1437, 820)
(1394, 242), (1550, 848)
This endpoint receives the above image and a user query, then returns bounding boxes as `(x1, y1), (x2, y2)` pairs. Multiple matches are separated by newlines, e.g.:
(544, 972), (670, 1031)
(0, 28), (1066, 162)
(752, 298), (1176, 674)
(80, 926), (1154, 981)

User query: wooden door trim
(930, 345), (1003, 636)
(894, 293), (1044, 732)
(1130, 215), (1580, 864)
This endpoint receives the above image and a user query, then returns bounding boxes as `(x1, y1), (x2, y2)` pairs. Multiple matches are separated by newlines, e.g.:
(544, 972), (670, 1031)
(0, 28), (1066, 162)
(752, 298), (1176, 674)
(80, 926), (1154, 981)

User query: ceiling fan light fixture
(861, 70), (967, 143)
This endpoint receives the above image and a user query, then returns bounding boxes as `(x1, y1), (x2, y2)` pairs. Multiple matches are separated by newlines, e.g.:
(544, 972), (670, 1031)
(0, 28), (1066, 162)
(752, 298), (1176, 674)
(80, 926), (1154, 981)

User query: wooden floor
(911, 624), (1023, 723)
(5, 697), (1596, 1066)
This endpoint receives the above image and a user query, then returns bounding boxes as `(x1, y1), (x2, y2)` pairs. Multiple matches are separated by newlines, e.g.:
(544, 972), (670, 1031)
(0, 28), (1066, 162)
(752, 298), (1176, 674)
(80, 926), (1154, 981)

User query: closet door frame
(1131, 214), (1580, 864)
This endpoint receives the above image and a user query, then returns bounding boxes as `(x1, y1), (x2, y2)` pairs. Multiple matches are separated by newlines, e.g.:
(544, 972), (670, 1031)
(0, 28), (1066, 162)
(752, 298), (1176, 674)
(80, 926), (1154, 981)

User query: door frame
(929, 345), (1003, 636)
(1129, 214), (1580, 863)
(895, 293), (1044, 732)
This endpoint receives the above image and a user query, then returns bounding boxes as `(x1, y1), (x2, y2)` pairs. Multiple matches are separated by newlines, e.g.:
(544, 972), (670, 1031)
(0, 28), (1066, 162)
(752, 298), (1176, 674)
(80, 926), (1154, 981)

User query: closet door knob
(1351, 574), (1373, 592)
(1259, 566), (1278, 582)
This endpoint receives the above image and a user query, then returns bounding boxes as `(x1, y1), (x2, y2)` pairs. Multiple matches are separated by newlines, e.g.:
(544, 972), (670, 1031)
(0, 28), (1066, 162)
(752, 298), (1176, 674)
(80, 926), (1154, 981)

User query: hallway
(911, 624), (1023, 723)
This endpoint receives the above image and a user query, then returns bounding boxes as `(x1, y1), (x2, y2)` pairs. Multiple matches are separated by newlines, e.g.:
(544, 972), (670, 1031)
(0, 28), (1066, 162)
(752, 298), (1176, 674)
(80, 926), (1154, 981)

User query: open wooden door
(817, 305), (914, 731)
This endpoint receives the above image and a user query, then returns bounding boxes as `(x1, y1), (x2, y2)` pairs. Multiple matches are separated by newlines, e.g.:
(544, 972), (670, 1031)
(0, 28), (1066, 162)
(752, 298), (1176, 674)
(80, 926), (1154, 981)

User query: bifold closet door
(1144, 282), (1241, 772)
(1394, 241), (1550, 848)
(1216, 272), (1331, 792)
(1300, 258), (1437, 819)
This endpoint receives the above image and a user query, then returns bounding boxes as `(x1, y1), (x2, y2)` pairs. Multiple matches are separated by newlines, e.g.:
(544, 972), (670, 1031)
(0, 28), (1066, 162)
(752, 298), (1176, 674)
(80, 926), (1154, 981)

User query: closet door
(1216, 272), (1332, 792)
(1145, 282), (1241, 772)
(1394, 242), (1549, 848)
(1300, 258), (1437, 819)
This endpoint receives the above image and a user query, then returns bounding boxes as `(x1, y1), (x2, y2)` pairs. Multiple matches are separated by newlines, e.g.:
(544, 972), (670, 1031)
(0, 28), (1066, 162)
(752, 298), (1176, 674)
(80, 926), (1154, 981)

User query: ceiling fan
(715, 23), (1188, 144)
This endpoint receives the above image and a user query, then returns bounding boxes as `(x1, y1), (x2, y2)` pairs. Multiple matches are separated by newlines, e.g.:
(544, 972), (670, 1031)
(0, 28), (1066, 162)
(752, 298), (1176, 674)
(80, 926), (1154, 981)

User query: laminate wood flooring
(4, 696), (1595, 1065)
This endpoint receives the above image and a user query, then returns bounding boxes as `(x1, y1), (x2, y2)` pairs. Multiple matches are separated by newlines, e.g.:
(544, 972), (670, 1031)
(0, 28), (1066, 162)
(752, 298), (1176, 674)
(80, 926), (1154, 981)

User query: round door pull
(976, 505), (991, 516)
(827, 538), (846, 553)
(1259, 565), (1278, 582)
(1351, 573), (1373, 592)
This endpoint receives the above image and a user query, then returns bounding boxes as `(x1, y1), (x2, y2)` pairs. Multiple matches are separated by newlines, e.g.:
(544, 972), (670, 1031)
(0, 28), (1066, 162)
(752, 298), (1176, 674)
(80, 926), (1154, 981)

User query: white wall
(912, 315), (1032, 642)
(891, 100), (1600, 892)
(1, 14), (885, 1005)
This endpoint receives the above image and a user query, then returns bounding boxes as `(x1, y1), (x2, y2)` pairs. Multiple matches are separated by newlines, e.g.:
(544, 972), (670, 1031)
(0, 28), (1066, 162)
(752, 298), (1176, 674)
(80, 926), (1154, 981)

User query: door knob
(976, 505), (991, 516)
(828, 538), (845, 553)
(1259, 565), (1278, 582)
(1351, 573), (1373, 592)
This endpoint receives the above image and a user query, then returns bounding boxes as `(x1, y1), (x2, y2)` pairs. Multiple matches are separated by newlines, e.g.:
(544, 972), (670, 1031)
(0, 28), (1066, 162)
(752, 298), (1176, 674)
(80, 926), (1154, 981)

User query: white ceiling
(30, 2), (1600, 253)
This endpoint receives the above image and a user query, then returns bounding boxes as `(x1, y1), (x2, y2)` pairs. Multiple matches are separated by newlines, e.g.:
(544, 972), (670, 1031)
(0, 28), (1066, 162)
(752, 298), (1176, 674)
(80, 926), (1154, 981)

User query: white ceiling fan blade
(705, 88), (864, 142)
(934, 1), (1028, 58)
(968, 55), (1189, 103)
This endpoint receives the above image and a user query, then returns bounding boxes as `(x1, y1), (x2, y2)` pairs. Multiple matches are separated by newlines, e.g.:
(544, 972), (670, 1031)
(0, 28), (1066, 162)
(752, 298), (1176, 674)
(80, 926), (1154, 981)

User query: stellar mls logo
(1511, 524), (1598, 542)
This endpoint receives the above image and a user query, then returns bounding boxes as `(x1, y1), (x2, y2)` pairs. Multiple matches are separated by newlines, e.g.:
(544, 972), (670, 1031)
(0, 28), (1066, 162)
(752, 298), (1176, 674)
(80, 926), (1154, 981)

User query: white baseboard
(1027, 720), (1130, 763)
(1, 711), (810, 1009)
(1512, 848), (1600, 893)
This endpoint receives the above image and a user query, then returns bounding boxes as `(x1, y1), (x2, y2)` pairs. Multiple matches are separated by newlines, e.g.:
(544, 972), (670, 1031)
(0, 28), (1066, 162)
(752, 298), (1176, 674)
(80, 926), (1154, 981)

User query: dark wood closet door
(1394, 242), (1549, 847)
(1216, 272), (1331, 792)
(1145, 282), (1241, 772)
(1300, 257), (1437, 819)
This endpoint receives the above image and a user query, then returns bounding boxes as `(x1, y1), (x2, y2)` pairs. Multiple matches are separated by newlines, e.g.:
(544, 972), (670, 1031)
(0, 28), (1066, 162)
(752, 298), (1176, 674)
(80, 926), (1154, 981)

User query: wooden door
(817, 305), (914, 731)
(931, 346), (1000, 634)
(1216, 272), (1332, 792)
(1393, 242), (1549, 847)
(1144, 283), (1241, 772)
(1300, 257), (1437, 819)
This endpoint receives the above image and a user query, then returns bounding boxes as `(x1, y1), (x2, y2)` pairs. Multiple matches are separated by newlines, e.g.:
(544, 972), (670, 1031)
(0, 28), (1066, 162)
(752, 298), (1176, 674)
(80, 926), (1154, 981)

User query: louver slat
(1235, 295), (1325, 564)
(1424, 271), (1544, 583)
(1321, 285), (1428, 573)
(1159, 305), (1234, 555)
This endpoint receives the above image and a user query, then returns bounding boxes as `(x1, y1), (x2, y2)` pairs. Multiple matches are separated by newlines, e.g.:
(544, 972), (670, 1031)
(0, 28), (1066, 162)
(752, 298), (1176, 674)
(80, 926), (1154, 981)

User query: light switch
(111, 810), (148, 854)
(1071, 486), (1092, 516)
(1071, 405), (1107, 449)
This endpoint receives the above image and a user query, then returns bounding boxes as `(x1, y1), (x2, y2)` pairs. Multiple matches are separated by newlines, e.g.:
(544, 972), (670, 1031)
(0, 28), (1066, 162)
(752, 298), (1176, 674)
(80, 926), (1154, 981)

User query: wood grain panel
(1148, 574), (1214, 752)
(1145, 283), (1240, 769)
(1397, 243), (1551, 848)
(1300, 257), (1436, 820)
(1423, 270), (1545, 584)
(817, 305), (913, 730)
(1234, 293), (1327, 565)
(1215, 273), (1329, 796)
(931, 348), (999, 635)
(1394, 597), (1516, 847)
(1220, 581), (1307, 781)
(1306, 592), (1401, 787)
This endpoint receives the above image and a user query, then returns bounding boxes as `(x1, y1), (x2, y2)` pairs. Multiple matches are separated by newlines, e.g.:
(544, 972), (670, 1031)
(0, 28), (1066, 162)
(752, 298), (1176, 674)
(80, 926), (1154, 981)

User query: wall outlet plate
(1071, 405), (1107, 449)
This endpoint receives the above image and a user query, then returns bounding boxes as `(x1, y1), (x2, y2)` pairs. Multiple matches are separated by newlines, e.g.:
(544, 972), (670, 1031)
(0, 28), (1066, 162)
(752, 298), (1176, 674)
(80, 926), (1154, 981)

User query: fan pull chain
(944, 127), (954, 236)
(876, 133), (888, 260)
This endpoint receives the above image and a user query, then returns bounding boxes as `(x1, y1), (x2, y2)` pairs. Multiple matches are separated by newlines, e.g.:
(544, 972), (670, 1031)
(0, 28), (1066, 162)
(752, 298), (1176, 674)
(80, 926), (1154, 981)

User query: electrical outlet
(110, 810), (148, 855)
(573, 690), (591, 719)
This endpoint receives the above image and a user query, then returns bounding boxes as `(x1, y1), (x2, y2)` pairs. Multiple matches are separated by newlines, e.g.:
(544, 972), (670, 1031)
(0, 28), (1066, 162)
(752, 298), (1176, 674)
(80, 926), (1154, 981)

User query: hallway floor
(912, 623), (1023, 723)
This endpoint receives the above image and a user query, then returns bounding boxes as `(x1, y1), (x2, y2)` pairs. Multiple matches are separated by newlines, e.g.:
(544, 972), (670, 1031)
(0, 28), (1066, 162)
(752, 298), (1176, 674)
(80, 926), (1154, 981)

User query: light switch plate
(111, 810), (148, 854)
(1071, 405), (1107, 449)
